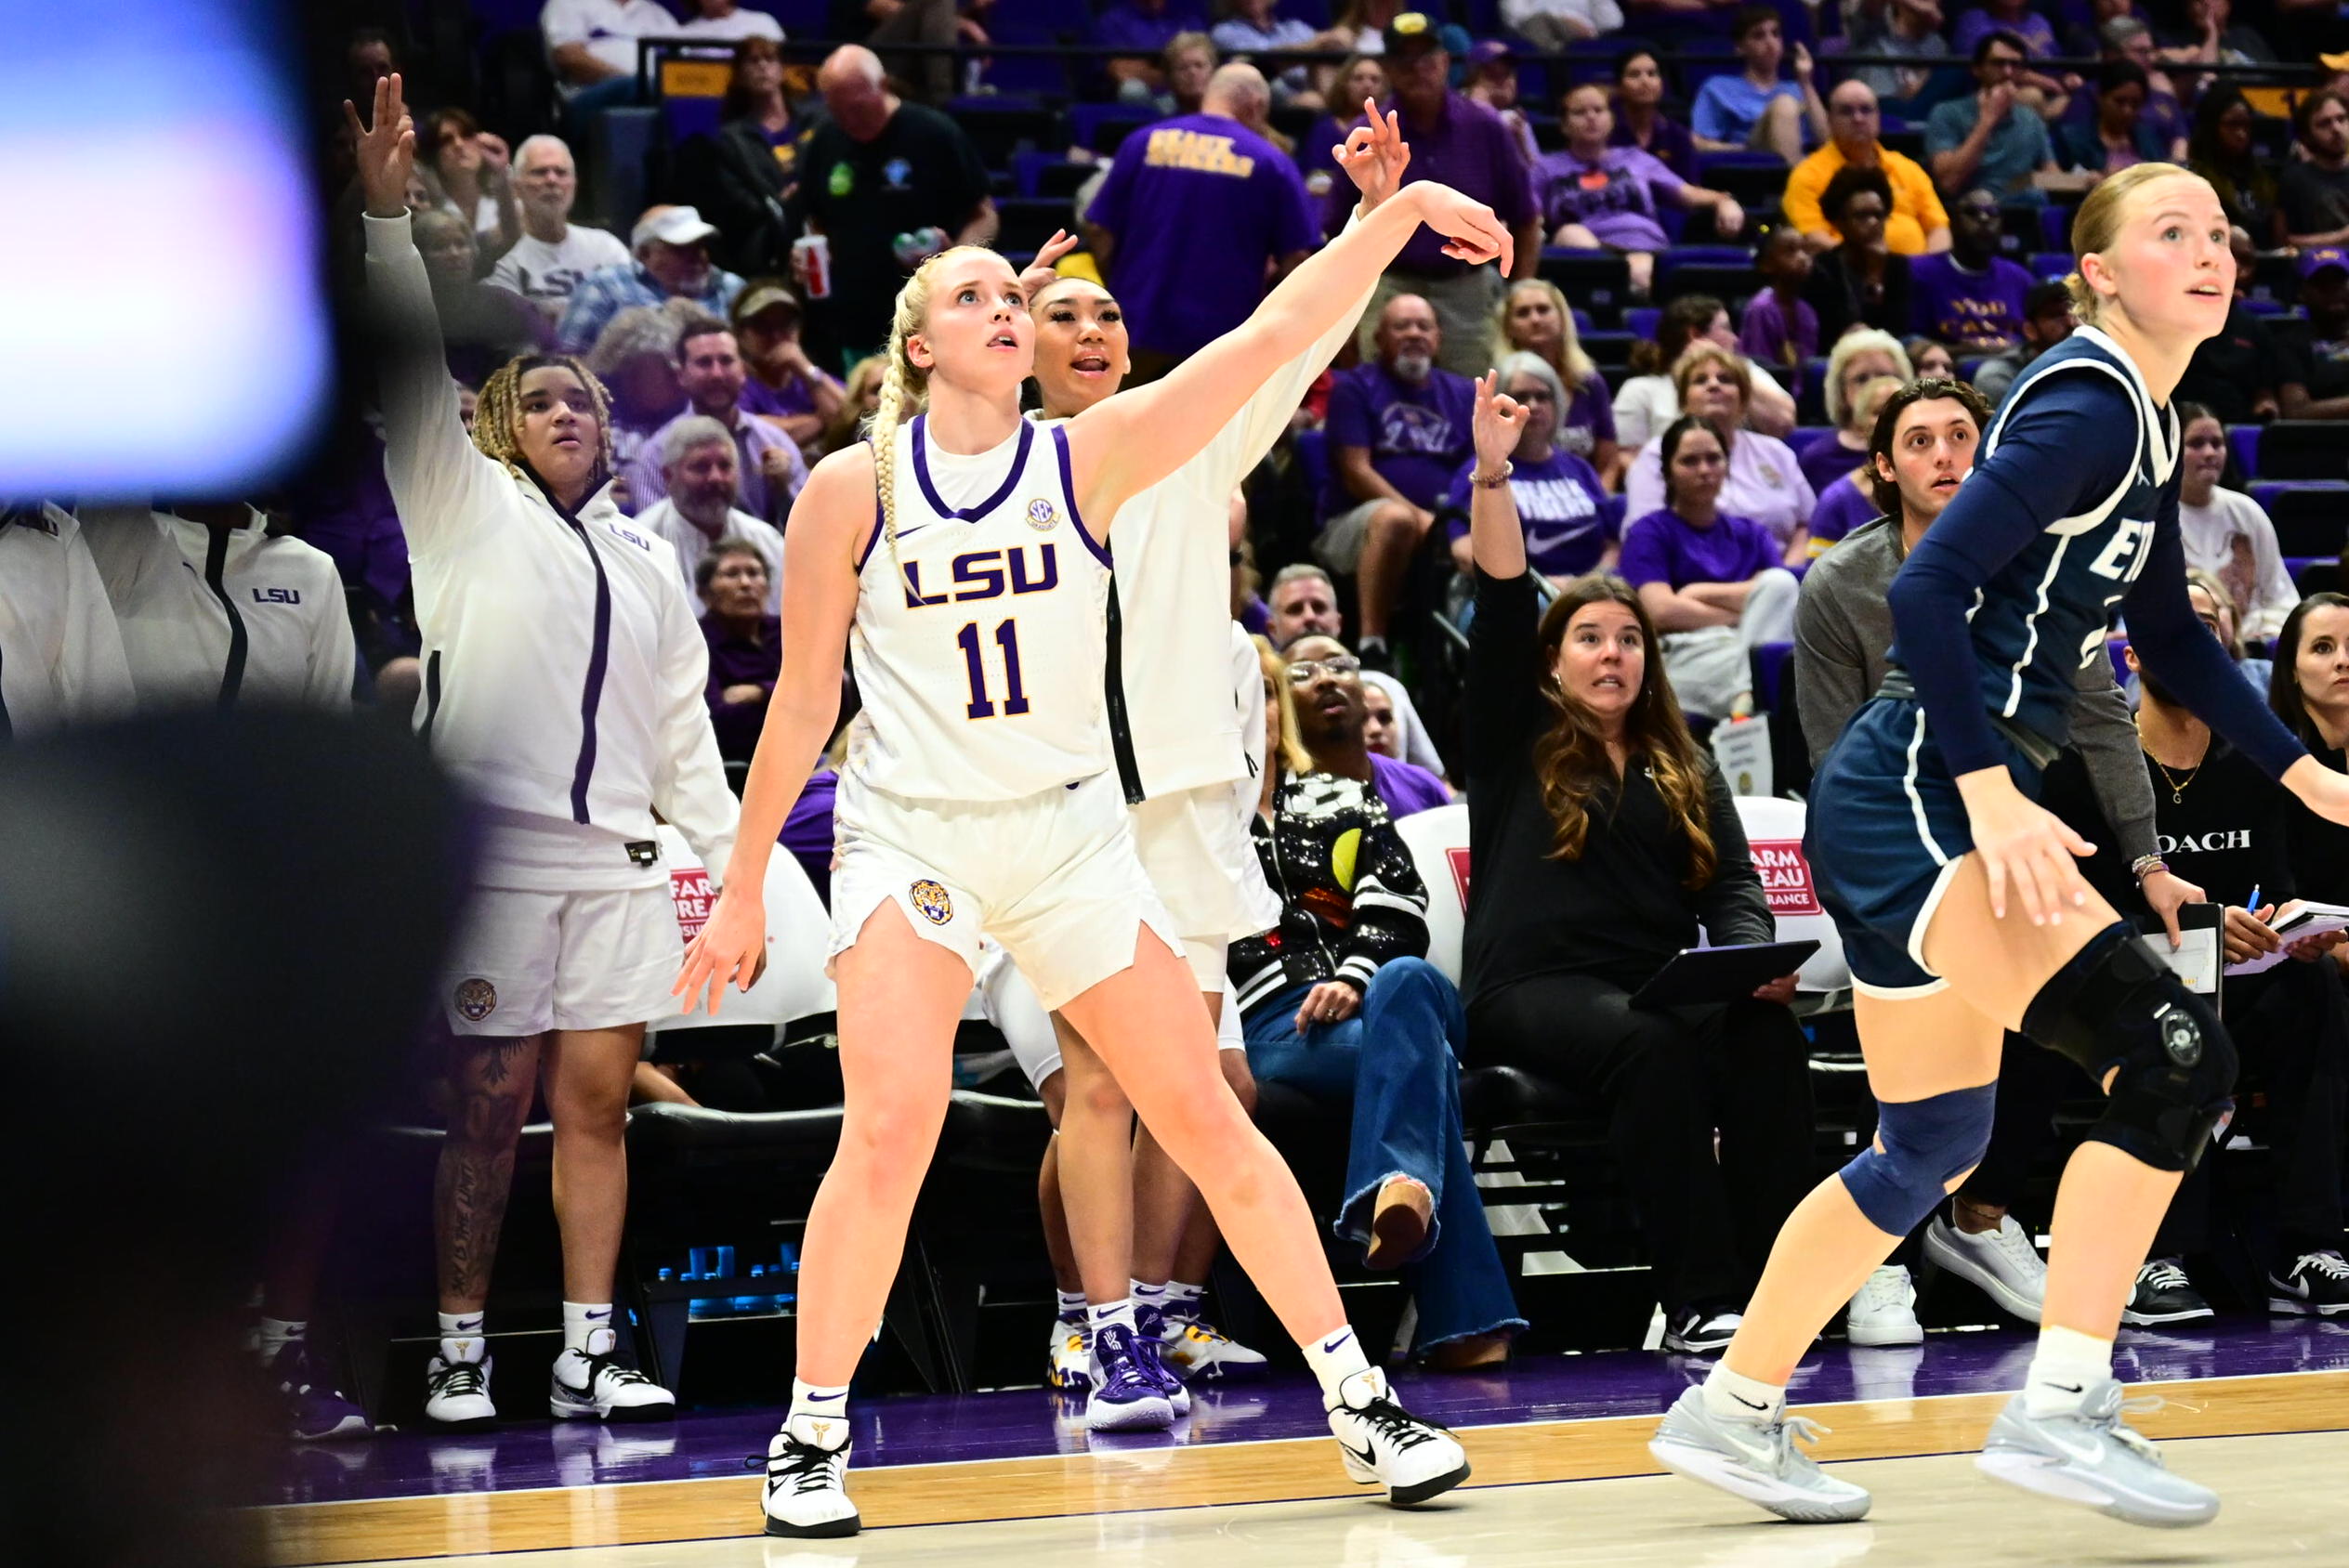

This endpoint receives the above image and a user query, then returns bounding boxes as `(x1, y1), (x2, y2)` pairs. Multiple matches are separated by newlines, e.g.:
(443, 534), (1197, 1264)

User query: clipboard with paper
(2224, 900), (2349, 978)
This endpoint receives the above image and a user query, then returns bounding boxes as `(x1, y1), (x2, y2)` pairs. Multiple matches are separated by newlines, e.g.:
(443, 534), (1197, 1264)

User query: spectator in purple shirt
(624, 319), (809, 523)
(696, 538), (781, 763)
(1907, 186), (2037, 349)
(731, 282), (846, 451)
(1444, 355), (1617, 580)
(1618, 415), (1801, 718)
(1540, 84), (1748, 298)
(1324, 12), (1541, 376)
(1317, 294), (1480, 662)
(1086, 63), (1319, 375)
(1608, 48), (1699, 182)
(1489, 278), (1620, 480)
(1287, 634), (1454, 813)
(1803, 372), (1907, 551)
(1737, 225), (1819, 396)
(1300, 55), (1389, 205)
(1101, 0), (1211, 101)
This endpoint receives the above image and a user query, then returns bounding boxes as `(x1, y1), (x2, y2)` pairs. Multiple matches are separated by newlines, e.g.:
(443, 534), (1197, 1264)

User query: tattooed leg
(435, 1033), (543, 1313)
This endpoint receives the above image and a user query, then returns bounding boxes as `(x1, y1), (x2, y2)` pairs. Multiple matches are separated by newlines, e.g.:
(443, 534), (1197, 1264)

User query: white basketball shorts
(440, 882), (678, 1037)
(979, 941), (1246, 1093)
(1129, 781), (1281, 988)
(830, 767), (1184, 1013)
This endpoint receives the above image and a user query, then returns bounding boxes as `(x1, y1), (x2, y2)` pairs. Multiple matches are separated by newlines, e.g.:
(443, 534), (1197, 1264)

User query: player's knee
(1070, 1065), (1135, 1123)
(2021, 921), (2237, 1172)
(1837, 1080), (1997, 1235)
(1370, 502), (1425, 541)
(842, 1092), (950, 1169)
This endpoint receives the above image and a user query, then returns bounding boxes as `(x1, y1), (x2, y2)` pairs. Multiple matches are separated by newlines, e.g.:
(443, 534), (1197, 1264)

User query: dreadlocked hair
(866, 245), (1004, 598)
(473, 352), (618, 492)
(1529, 572), (1717, 889)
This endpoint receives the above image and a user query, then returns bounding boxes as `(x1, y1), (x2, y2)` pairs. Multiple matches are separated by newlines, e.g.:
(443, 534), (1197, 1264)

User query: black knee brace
(2019, 921), (2237, 1172)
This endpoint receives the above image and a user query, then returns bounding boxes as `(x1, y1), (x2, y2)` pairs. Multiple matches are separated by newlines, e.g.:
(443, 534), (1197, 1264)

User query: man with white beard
(636, 416), (784, 614)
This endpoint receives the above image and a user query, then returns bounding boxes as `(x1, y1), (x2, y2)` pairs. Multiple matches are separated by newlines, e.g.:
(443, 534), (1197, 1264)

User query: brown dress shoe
(1365, 1176), (1434, 1269)
(1424, 1331), (1512, 1372)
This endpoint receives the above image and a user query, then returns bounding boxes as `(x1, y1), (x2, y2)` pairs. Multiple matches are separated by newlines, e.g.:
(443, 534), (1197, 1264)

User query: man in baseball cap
(731, 281), (846, 446)
(2277, 244), (2349, 421)
(558, 204), (748, 353)
(1322, 12), (1539, 376)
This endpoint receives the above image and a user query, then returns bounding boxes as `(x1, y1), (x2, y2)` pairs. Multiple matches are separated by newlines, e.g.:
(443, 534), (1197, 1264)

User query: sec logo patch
(1026, 497), (1058, 531)
(453, 977), (497, 1022)
(909, 879), (954, 924)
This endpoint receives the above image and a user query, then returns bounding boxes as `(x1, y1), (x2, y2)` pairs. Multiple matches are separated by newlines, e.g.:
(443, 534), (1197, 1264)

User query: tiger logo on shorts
(909, 879), (954, 924)
(1025, 497), (1058, 532)
(453, 977), (497, 1022)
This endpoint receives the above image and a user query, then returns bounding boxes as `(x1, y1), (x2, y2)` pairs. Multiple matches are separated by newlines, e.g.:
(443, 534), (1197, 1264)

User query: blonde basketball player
(676, 150), (1509, 1537)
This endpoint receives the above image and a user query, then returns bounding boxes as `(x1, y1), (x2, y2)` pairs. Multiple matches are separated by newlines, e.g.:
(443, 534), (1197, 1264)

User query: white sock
(1088, 1298), (1138, 1336)
(2024, 1325), (2114, 1417)
(561, 1301), (618, 1358)
(1701, 1363), (1787, 1425)
(1055, 1288), (1086, 1322)
(787, 1376), (851, 1448)
(1164, 1281), (1204, 1320)
(256, 1316), (306, 1361)
(438, 1311), (486, 1365)
(1131, 1281), (1167, 1320)
(1303, 1323), (1372, 1405)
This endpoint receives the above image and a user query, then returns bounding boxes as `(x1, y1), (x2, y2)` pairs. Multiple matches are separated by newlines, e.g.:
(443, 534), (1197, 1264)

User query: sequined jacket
(1229, 769), (1430, 1016)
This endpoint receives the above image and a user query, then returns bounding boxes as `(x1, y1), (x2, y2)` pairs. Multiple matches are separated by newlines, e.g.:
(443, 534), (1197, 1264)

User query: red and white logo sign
(1752, 840), (1819, 917)
(671, 866), (715, 944)
(1445, 847), (1472, 912)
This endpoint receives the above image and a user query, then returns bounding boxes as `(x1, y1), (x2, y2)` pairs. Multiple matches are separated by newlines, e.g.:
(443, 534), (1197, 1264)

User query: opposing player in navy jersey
(675, 147), (1510, 1537)
(1650, 163), (2349, 1529)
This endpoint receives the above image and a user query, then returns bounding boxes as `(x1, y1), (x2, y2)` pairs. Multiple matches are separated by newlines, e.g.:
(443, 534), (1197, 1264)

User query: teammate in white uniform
(0, 503), (136, 738)
(675, 115), (1510, 1537)
(77, 503), (355, 712)
(350, 78), (739, 1431)
(1010, 126), (1399, 1418)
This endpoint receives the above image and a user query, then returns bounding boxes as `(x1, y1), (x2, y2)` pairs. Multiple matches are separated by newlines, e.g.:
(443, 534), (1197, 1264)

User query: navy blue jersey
(1884, 325), (2303, 783)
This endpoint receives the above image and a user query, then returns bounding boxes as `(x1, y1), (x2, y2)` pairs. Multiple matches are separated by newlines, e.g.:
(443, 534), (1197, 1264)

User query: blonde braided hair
(472, 352), (618, 494)
(864, 244), (1001, 596)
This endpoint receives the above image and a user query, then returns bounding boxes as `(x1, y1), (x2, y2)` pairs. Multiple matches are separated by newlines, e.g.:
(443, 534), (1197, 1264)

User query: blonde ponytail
(860, 243), (998, 598)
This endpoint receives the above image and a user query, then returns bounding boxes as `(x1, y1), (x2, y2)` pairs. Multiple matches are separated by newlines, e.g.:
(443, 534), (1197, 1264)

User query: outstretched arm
(1464, 371), (1528, 581)
(1061, 177), (1509, 526)
(674, 446), (869, 1012)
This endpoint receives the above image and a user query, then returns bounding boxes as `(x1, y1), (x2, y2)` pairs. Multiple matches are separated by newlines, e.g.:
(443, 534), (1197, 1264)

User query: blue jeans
(1242, 959), (1526, 1350)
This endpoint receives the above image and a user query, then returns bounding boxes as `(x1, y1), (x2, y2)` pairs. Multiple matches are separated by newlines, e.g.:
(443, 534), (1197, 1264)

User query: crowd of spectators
(19, 0), (2349, 1428)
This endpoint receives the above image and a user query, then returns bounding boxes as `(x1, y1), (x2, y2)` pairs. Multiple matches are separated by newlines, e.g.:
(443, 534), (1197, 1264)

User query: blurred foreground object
(0, 711), (466, 1566)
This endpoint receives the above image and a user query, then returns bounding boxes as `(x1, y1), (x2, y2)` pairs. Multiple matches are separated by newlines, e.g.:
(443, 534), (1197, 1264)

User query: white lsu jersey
(846, 413), (1113, 802)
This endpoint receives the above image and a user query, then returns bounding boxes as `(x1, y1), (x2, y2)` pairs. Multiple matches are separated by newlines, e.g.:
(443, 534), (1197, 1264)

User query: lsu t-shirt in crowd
(1085, 112), (1319, 359)
(1533, 145), (1682, 251)
(1323, 359), (1478, 513)
(1618, 506), (1779, 591)
(488, 226), (633, 320)
(1443, 449), (1615, 578)
(1909, 252), (2037, 350)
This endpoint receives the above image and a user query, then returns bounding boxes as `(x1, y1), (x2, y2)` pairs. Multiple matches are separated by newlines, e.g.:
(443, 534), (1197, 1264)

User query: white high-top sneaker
(1326, 1367), (1471, 1507)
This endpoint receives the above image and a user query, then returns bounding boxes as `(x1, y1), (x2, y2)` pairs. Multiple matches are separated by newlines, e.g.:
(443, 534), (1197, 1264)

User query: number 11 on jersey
(956, 619), (1031, 719)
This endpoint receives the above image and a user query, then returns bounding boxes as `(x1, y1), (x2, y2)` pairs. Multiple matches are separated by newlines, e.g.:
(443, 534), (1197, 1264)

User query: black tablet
(1628, 940), (1822, 1009)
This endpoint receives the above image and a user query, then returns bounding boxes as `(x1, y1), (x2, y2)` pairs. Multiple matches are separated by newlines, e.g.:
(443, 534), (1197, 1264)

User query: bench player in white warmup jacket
(1009, 105), (1403, 1425)
(351, 78), (741, 1432)
(670, 130), (1512, 1537)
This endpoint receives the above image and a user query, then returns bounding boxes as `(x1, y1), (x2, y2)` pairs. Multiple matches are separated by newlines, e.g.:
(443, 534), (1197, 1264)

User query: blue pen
(2248, 883), (2262, 913)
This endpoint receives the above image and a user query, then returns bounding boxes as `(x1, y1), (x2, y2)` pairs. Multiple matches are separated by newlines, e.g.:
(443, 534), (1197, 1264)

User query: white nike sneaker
(423, 1352), (497, 1430)
(760, 1413), (859, 1537)
(1326, 1367), (1471, 1507)
(1046, 1314), (1092, 1392)
(1844, 1266), (1924, 1347)
(1923, 1211), (2046, 1323)
(1976, 1379), (2218, 1528)
(549, 1347), (676, 1422)
(1648, 1385), (1872, 1523)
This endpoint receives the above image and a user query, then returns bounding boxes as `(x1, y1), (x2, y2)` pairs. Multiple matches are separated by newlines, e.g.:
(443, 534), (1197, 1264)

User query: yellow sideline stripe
(258, 1368), (2349, 1564)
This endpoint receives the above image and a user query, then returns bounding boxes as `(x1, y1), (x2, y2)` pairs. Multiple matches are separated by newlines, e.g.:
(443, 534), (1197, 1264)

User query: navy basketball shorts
(1806, 697), (2043, 999)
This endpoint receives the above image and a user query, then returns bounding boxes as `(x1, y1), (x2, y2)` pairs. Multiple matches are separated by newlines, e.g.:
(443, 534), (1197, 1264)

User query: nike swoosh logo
(2046, 1381), (2084, 1394)
(1729, 1392), (1771, 1412)
(586, 1310), (611, 1321)
(1339, 1438), (1378, 1470)
(2040, 1428), (2109, 1467)
(896, 523), (927, 540)
(1322, 1330), (1354, 1354)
